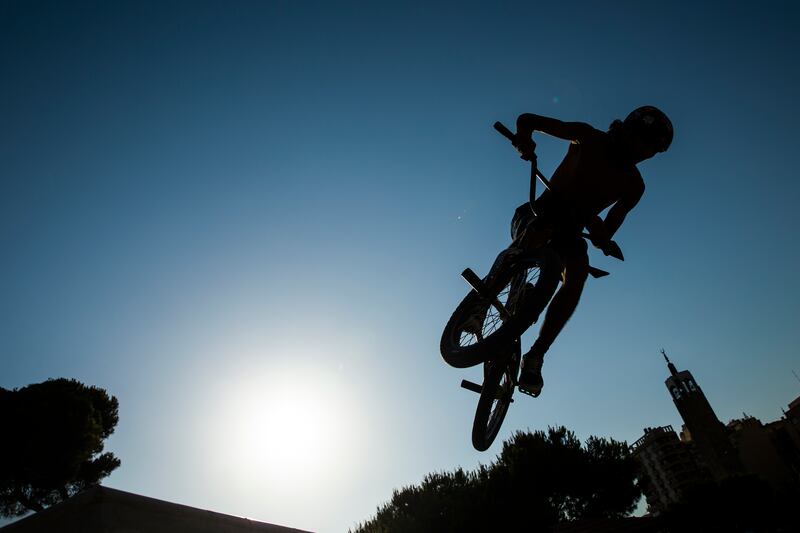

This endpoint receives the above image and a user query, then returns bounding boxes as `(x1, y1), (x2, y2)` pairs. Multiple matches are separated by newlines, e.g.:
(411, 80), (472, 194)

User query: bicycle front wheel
(440, 247), (561, 368)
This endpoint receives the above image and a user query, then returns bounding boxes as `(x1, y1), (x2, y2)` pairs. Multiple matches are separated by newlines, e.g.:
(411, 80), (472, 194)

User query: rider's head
(610, 105), (673, 163)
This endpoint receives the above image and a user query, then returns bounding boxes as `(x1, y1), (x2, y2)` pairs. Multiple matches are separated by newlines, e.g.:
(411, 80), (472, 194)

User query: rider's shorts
(510, 202), (588, 264)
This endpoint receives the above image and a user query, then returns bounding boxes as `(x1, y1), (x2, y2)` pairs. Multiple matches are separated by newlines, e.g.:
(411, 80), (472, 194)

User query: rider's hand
(513, 135), (537, 162)
(590, 238), (615, 257)
(587, 215), (610, 249)
(590, 237), (611, 255)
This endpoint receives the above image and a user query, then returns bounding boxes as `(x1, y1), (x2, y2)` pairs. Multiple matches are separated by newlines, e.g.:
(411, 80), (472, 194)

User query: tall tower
(662, 350), (741, 480)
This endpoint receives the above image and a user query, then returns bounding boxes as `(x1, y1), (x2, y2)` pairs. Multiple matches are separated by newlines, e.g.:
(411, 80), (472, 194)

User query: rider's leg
(519, 254), (588, 396)
(529, 256), (589, 356)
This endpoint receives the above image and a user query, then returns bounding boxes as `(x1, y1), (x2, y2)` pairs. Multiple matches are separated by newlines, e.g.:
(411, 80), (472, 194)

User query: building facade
(630, 425), (704, 514)
(632, 352), (800, 514)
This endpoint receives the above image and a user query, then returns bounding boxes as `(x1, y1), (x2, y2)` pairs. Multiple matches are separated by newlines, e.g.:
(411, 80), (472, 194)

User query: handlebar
(493, 121), (553, 193)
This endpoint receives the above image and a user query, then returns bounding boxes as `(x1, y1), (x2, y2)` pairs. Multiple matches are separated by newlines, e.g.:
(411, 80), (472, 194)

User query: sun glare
(212, 364), (360, 492)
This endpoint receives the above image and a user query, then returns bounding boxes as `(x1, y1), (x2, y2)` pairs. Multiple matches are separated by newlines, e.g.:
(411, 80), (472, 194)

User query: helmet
(624, 106), (673, 152)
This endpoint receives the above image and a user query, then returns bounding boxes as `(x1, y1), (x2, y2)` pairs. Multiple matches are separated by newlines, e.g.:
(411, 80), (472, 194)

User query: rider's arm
(515, 113), (598, 144)
(603, 178), (645, 240)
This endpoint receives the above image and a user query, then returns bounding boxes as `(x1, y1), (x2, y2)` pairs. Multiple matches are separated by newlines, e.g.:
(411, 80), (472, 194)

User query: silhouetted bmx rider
(511, 106), (673, 396)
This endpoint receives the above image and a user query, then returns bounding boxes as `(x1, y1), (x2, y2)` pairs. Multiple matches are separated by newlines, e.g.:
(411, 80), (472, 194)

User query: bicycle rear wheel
(440, 247), (561, 368)
(471, 342), (520, 451)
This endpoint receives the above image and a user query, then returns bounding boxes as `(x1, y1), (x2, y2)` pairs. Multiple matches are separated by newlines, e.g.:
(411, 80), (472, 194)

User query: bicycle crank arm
(461, 268), (511, 321)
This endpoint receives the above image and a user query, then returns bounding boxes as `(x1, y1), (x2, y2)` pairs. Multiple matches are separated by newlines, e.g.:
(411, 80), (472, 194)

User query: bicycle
(440, 121), (624, 451)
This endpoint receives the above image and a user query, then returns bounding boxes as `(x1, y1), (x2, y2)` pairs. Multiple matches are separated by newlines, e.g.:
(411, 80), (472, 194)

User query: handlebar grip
(493, 121), (516, 142)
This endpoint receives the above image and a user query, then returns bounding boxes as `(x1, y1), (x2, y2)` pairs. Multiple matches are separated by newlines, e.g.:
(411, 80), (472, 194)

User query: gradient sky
(2, 1), (799, 531)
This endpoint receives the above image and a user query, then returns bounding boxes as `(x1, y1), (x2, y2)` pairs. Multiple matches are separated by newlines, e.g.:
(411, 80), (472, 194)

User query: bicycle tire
(440, 247), (561, 369)
(471, 342), (519, 451)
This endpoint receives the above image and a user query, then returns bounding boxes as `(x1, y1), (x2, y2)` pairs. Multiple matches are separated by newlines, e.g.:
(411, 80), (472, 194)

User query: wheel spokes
(457, 262), (544, 349)
(487, 370), (512, 431)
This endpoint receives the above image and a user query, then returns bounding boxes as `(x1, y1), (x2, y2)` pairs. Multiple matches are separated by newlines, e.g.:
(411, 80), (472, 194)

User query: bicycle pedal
(518, 386), (541, 398)
(461, 379), (482, 394)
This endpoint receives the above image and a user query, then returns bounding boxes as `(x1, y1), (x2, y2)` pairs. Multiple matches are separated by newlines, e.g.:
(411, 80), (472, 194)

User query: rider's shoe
(519, 348), (544, 397)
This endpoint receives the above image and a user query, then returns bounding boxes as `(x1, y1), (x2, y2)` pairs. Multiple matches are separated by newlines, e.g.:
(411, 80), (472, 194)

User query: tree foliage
(353, 427), (640, 532)
(661, 474), (799, 532)
(0, 378), (120, 517)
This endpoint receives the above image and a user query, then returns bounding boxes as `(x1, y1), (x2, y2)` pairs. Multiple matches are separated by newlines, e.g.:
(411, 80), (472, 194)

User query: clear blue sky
(2, 1), (799, 531)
